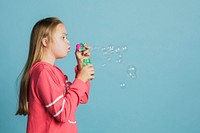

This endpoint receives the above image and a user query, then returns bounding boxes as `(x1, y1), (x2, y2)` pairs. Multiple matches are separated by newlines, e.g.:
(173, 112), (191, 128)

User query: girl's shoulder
(30, 61), (64, 77)
(31, 62), (53, 72)
(30, 62), (66, 83)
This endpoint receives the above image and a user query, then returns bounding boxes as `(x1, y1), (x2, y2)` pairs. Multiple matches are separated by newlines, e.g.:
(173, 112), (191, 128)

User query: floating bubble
(114, 46), (121, 53)
(116, 58), (123, 63)
(103, 51), (108, 56)
(91, 45), (100, 51)
(101, 47), (106, 52)
(106, 57), (111, 61)
(107, 45), (115, 54)
(101, 63), (106, 67)
(121, 45), (128, 52)
(127, 65), (136, 79)
(107, 45), (114, 51)
(120, 82), (126, 88)
(118, 54), (123, 58)
(116, 54), (123, 63)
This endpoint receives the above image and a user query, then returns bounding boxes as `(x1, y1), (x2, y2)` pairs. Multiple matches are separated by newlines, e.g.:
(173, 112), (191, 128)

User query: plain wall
(0, 0), (200, 133)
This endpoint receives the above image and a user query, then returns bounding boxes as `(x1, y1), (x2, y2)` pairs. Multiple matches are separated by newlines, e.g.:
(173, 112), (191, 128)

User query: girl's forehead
(55, 23), (67, 33)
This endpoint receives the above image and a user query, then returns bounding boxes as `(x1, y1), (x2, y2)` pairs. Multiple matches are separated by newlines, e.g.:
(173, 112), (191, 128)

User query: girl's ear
(42, 37), (49, 47)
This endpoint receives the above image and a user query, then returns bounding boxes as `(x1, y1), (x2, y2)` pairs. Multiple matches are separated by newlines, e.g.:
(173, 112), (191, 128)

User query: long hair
(16, 17), (62, 115)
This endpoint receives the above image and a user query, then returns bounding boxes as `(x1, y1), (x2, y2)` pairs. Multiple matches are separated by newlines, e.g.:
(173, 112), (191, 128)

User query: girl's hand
(77, 64), (95, 82)
(75, 43), (91, 70)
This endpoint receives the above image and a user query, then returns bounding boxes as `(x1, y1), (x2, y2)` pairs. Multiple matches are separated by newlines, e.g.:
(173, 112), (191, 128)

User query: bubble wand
(76, 43), (91, 67)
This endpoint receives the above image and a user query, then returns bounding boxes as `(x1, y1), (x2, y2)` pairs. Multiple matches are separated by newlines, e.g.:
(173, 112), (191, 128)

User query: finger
(83, 49), (90, 54)
(83, 52), (90, 57)
(84, 43), (91, 50)
(75, 51), (82, 58)
(84, 64), (93, 68)
(75, 49), (82, 55)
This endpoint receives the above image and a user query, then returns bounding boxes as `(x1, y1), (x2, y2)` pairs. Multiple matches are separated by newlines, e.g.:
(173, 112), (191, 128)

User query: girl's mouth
(67, 47), (70, 52)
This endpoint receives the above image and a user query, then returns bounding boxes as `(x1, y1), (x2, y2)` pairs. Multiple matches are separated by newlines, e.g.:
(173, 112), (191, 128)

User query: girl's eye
(63, 36), (67, 39)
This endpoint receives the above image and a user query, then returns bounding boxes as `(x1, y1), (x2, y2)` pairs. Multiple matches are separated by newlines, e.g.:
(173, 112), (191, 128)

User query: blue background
(0, 0), (200, 133)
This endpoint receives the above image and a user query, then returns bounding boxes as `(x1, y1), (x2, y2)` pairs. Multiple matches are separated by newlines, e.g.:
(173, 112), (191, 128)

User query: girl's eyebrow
(61, 33), (68, 36)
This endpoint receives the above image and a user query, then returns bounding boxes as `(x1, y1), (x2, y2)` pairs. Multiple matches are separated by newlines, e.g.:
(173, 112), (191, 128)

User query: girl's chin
(57, 53), (68, 59)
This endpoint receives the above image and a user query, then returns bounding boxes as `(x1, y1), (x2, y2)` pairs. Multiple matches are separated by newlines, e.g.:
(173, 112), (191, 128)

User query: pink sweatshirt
(27, 62), (90, 133)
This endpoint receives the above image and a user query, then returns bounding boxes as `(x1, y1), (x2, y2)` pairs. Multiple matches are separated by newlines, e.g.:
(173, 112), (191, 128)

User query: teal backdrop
(0, 0), (200, 133)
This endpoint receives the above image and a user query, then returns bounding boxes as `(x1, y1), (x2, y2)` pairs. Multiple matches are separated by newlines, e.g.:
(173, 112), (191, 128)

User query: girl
(16, 17), (95, 133)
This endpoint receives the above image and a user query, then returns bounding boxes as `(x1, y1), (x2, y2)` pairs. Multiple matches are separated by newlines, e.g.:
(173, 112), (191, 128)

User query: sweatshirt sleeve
(74, 66), (90, 104)
(36, 68), (88, 122)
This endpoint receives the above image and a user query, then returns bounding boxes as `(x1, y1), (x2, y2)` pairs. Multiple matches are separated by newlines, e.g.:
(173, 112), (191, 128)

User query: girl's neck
(40, 53), (55, 66)
(40, 59), (55, 66)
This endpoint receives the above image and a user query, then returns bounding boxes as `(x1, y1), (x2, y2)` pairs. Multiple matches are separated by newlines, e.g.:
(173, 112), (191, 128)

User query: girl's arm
(74, 66), (90, 104)
(36, 69), (87, 123)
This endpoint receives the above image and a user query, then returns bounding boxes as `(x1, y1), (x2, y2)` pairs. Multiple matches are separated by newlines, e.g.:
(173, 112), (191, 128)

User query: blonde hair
(16, 17), (62, 115)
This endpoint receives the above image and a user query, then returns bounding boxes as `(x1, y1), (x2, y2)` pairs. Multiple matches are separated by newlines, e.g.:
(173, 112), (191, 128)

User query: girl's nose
(66, 39), (70, 45)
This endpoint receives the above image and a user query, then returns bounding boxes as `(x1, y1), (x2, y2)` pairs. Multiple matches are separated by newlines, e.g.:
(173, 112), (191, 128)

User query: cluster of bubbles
(120, 82), (126, 88)
(127, 65), (137, 79)
(91, 45), (128, 65)
(101, 45), (127, 64)
(120, 65), (136, 89)
(91, 44), (137, 88)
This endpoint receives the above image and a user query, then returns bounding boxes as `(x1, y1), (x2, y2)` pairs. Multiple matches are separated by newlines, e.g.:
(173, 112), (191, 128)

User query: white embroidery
(45, 95), (64, 108)
(68, 120), (77, 124)
(53, 99), (66, 117)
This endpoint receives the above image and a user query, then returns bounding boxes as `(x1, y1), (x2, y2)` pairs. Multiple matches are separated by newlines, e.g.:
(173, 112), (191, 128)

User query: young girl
(16, 17), (95, 133)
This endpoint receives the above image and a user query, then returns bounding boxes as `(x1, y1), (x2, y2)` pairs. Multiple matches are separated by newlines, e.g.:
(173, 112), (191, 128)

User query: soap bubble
(107, 46), (115, 54)
(116, 54), (123, 63)
(103, 51), (108, 56)
(121, 45), (128, 52)
(114, 46), (121, 53)
(106, 57), (111, 61)
(101, 47), (106, 52)
(127, 65), (136, 79)
(118, 54), (123, 58)
(107, 45), (114, 51)
(91, 45), (100, 51)
(101, 63), (106, 67)
(120, 82), (126, 88)
(116, 58), (123, 63)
